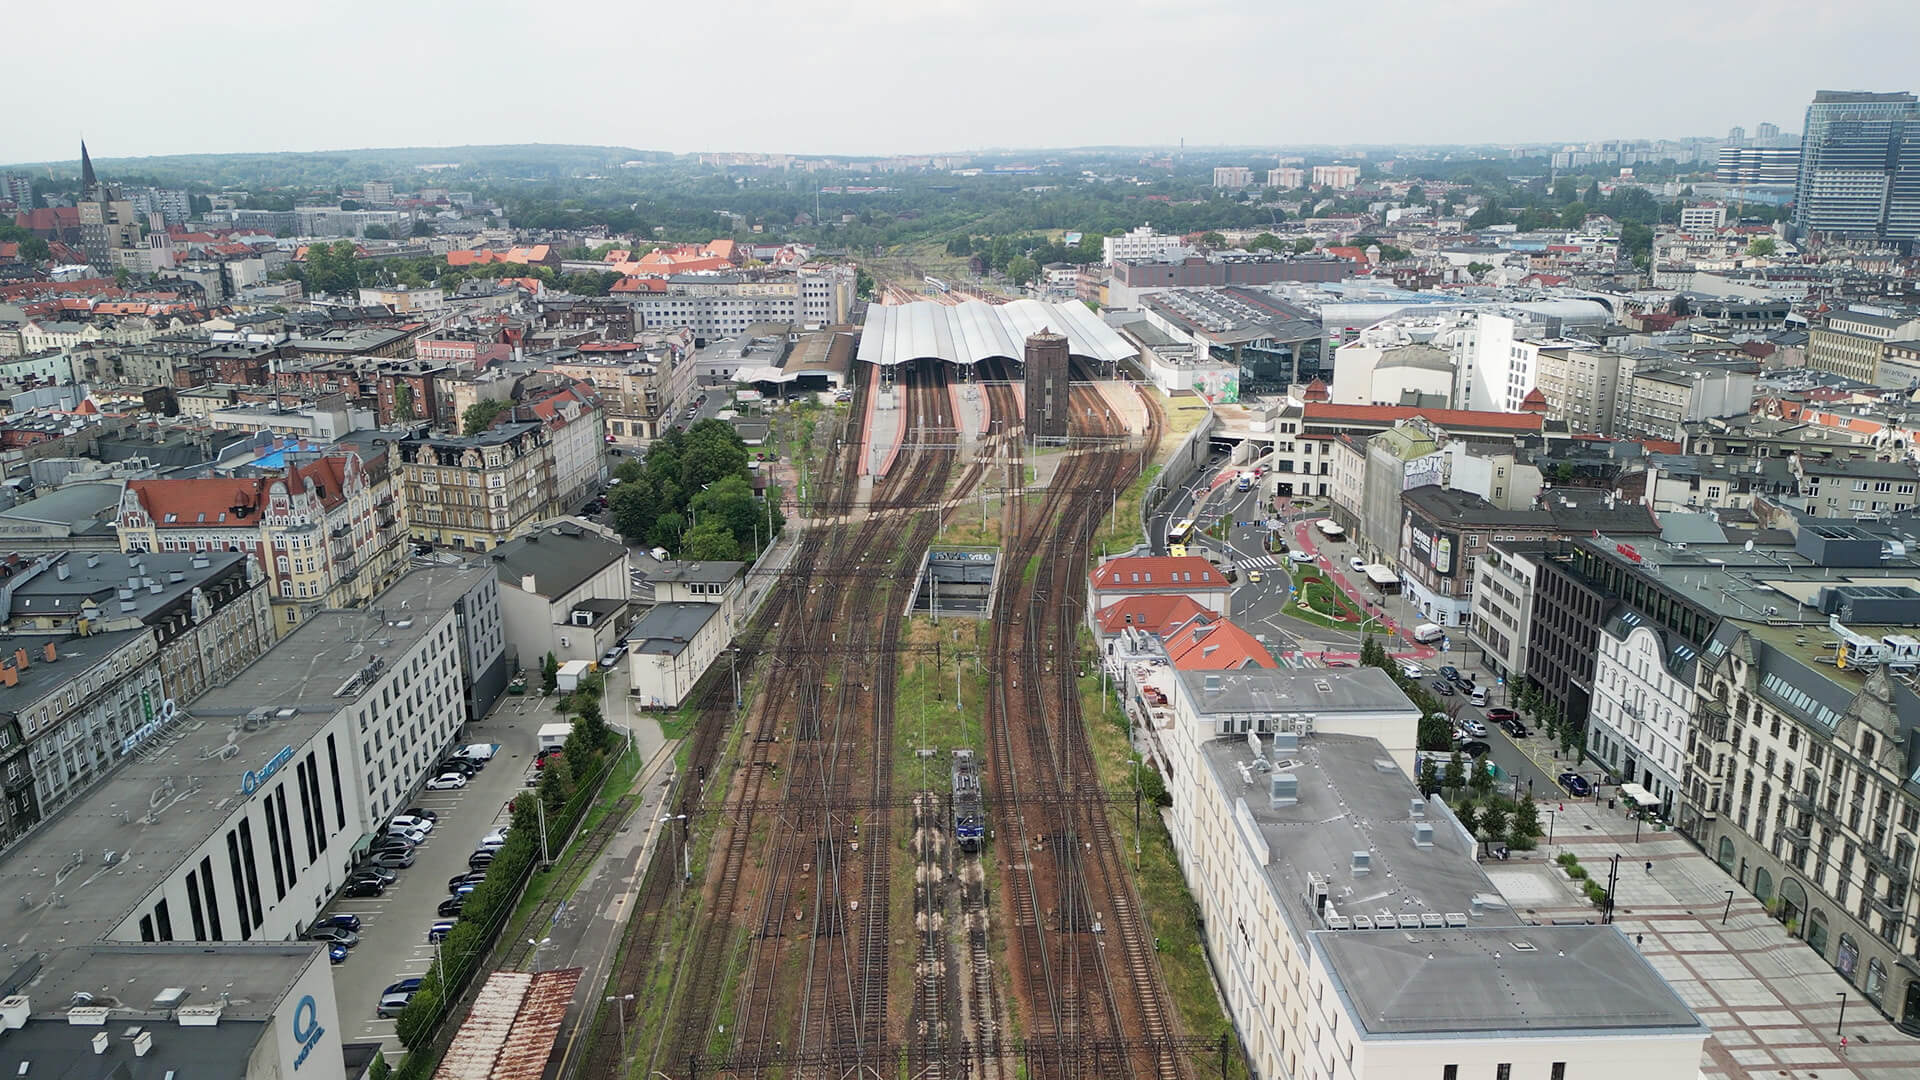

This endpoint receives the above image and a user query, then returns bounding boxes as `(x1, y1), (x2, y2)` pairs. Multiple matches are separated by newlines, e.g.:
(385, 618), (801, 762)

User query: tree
(1417, 714), (1454, 753)
(1443, 751), (1466, 793)
(412, 218), (434, 236)
(1417, 758), (1440, 797)
(1466, 261), (1494, 281)
(679, 420), (750, 493)
(1467, 198), (1504, 229)
(1455, 802), (1480, 842)
(1508, 798), (1541, 849)
(682, 519), (741, 561)
(1559, 201), (1589, 228)
(1405, 184), (1426, 206)
(1468, 758), (1495, 798)
(1478, 802), (1509, 852)
(1747, 236), (1777, 257)
(573, 698), (612, 755)
(362, 224), (392, 240)
(463, 398), (510, 436)
(392, 383), (415, 423)
(1359, 634), (1387, 668)
(541, 651), (559, 694)
(1248, 232), (1285, 253)
(855, 267), (875, 299)
(113, 267), (131, 289)
(647, 512), (686, 554)
(1291, 237), (1316, 255)
(1198, 231), (1228, 250)
(1005, 254), (1037, 287)
(538, 752), (574, 812)
(301, 240), (363, 296)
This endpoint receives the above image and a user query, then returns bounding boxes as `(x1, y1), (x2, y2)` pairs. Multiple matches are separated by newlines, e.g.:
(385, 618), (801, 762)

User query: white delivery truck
(538, 723), (573, 753)
(1412, 622), (1445, 645)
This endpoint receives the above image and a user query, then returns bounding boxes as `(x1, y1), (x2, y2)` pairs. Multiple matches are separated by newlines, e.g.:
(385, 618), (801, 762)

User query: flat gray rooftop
(1199, 733), (1511, 937)
(18, 942), (317, 1021)
(0, 562), (491, 965)
(1178, 666), (1414, 716)
(1311, 925), (1706, 1037)
(625, 602), (721, 657)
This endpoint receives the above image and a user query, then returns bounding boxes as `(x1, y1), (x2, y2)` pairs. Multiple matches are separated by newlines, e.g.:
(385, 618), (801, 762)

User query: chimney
(56, 561), (70, 581)
(133, 1030), (153, 1057)
(86, 554), (100, 568)
(92, 1031), (109, 1054)
(13, 648), (27, 671)
(0, 665), (15, 688)
(41, 642), (55, 664)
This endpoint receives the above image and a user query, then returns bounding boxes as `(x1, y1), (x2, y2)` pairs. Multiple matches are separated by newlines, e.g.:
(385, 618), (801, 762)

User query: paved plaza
(1488, 795), (1920, 1078)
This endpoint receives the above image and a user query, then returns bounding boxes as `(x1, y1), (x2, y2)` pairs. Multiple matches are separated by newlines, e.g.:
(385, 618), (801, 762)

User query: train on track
(951, 748), (983, 851)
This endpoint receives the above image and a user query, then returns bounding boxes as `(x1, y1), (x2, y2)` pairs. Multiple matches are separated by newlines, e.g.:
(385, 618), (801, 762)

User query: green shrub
(1566, 864), (1588, 880)
(1555, 851), (1579, 868)
(1583, 880), (1609, 907)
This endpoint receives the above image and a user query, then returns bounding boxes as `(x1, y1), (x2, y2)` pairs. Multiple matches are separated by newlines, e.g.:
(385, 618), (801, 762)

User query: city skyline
(2, 0), (1916, 163)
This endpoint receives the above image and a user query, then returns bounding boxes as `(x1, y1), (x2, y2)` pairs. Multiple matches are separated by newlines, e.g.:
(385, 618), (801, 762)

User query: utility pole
(535, 794), (551, 869)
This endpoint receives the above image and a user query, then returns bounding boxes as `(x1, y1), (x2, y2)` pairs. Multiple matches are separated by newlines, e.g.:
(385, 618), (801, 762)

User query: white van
(1469, 686), (1490, 707)
(1412, 623), (1445, 645)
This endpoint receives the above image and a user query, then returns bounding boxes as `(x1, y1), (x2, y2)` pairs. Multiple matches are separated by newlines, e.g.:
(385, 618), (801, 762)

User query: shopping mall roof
(856, 299), (1136, 367)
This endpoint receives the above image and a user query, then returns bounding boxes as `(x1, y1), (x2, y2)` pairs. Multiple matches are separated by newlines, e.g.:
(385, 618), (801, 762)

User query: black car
(1430, 679), (1455, 696)
(467, 850), (496, 872)
(343, 879), (386, 898)
(436, 759), (481, 777)
(1499, 717), (1530, 739)
(448, 871), (488, 891)
(350, 866), (397, 885)
(323, 914), (363, 933)
(1458, 740), (1492, 759)
(401, 807), (440, 823)
(437, 896), (466, 918)
(368, 838), (415, 855)
(1439, 665), (1461, 683)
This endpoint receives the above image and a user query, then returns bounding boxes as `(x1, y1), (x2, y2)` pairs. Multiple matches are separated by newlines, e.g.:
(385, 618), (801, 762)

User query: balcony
(1815, 803), (1840, 829)
(1869, 893), (1905, 922)
(1789, 791), (1816, 814)
(1780, 823), (1811, 847)
(1866, 847), (1902, 876)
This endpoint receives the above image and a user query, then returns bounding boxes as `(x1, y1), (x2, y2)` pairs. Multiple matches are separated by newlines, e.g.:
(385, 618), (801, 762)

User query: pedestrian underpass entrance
(913, 547), (998, 617)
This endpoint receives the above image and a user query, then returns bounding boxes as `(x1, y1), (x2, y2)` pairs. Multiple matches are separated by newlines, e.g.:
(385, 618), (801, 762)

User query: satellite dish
(1745, 539), (1754, 552)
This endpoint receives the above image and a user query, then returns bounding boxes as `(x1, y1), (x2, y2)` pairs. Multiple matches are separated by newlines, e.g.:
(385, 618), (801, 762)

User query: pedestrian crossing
(1237, 554), (1280, 570)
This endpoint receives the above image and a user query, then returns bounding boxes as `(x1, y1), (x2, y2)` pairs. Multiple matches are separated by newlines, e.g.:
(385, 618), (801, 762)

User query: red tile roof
(1094, 594), (1215, 635)
(1163, 615), (1276, 671)
(126, 457), (354, 526)
(1301, 402), (1543, 433)
(1088, 556), (1226, 592)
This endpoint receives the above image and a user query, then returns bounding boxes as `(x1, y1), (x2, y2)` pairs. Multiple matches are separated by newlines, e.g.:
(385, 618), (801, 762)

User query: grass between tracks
(505, 746), (643, 933)
(1091, 462), (1162, 556)
(1074, 636), (1250, 1080)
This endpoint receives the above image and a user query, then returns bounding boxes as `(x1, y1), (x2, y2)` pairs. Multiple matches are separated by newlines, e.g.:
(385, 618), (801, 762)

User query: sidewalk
(1477, 796), (1920, 1078)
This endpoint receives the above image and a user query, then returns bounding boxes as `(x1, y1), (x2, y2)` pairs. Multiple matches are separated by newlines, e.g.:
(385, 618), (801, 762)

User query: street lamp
(662, 813), (690, 883)
(1723, 890), (1735, 925)
(1540, 809), (1556, 850)
(605, 993), (635, 1057)
(1836, 992), (1848, 1037)
(526, 936), (551, 971)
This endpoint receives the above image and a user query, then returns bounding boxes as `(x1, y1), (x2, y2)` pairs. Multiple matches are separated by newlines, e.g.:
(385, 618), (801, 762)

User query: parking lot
(319, 704), (539, 1059)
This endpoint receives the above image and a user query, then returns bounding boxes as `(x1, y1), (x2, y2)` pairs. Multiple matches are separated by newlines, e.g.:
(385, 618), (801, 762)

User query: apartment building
(0, 629), (163, 845)
(543, 348), (666, 444)
(1589, 609), (1699, 819)
(1212, 166), (1252, 189)
(1807, 310), (1920, 385)
(1533, 344), (1624, 434)
(1697, 608), (1920, 1030)
(1310, 164), (1360, 189)
(399, 421), (554, 551)
(1612, 359), (1760, 442)
(624, 266), (851, 338)
(1267, 167), (1304, 190)
(491, 520), (631, 668)
(1145, 666), (1705, 1080)
(525, 381), (608, 511)
(1467, 541), (1545, 684)
(1788, 455), (1920, 518)
(1679, 204), (1729, 232)
(1, 550), (274, 705)
(1101, 225), (1191, 266)
(116, 453), (397, 631)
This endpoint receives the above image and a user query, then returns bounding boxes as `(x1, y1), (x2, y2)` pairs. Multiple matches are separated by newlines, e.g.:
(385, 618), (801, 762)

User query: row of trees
(608, 420), (783, 560)
(1359, 635), (1455, 753)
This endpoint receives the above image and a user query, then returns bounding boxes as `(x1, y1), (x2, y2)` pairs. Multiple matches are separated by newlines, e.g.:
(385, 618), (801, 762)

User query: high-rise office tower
(1755, 121), (1781, 144)
(1728, 125), (1747, 145)
(1793, 90), (1920, 246)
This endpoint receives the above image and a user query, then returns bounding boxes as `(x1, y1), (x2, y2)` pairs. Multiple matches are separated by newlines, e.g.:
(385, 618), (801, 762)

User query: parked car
(377, 991), (414, 1019)
(428, 919), (457, 943)
(1438, 665), (1461, 683)
(1326, 659), (1354, 667)
(1483, 708), (1517, 724)
(382, 978), (423, 998)
(329, 943), (350, 965)
(388, 815), (434, 834)
(600, 646), (626, 669)
(435, 758), (481, 776)
(1349, 556), (1366, 571)
(323, 914), (363, 933)
(437, 896), (466, 918)
(1458, 718), (1488, 738)
(1558, 771), (1593, 797)
(425, 773), (468, 790)
(367, 839), (415, 857)
(1498, 717), (1530, 739)
(389, 824), (429, 844)
(467, 851), (496, 872)
(448, 871), (488, 891)
(1430, 679), (1455, 696)
(342, 879), (386, 898)
(307, 926), (359, 948)
(351, 866), (398, 885)
(480, 827), (510, 846)
(1288, 549), (1316, 563)
(451, 882), (478, 896)
(1458, 740), (1492, 759)
(401, 808), (439, 823)
(369, 849), (415, 870)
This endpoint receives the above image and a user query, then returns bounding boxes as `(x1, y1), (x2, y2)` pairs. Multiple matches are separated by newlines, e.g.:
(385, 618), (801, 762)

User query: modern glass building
(1794, 90), (1920, 246)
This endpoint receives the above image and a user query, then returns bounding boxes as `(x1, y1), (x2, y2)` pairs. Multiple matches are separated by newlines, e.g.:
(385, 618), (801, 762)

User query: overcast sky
(5, 0), (1918, 166)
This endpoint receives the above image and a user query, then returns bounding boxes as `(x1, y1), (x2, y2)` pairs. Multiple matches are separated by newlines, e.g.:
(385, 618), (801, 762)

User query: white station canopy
(857, 299), (1137, 367)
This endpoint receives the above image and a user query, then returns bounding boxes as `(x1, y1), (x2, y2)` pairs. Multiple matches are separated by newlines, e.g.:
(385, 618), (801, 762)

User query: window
(1551, 1066), (1566, 1080)
(1442, 1068), (1457, 1080)
(1496, 1067), (1511, 1080)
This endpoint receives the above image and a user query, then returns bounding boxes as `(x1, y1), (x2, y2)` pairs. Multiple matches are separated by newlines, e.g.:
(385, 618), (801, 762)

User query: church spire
(80, 140), (98, 194)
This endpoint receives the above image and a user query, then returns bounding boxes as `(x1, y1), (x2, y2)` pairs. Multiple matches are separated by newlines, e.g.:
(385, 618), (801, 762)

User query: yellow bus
(1167, 517), (1196, 546)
